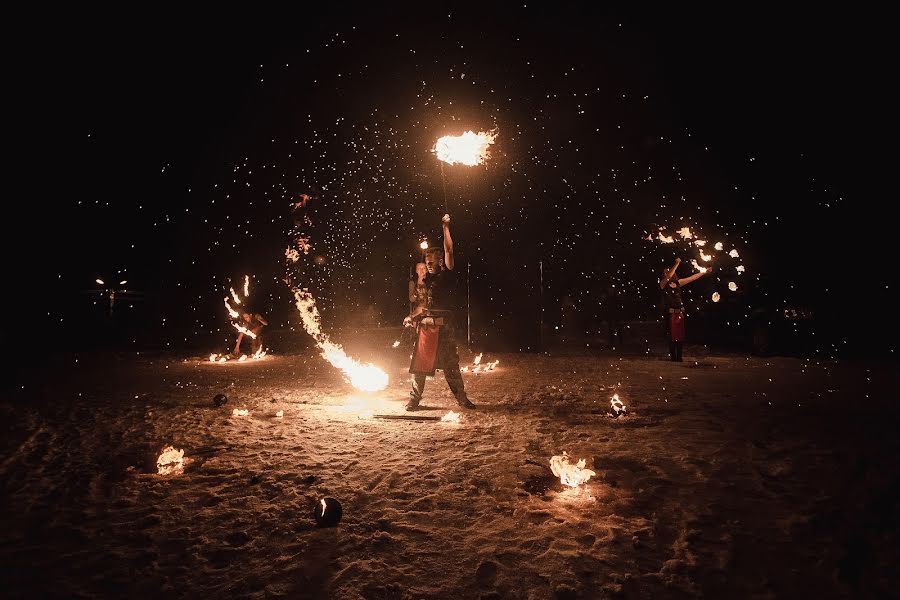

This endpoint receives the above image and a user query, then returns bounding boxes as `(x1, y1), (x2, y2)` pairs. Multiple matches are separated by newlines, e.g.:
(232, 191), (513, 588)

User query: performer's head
(424, 248), (444, 274)
(415, 262), (427, 280)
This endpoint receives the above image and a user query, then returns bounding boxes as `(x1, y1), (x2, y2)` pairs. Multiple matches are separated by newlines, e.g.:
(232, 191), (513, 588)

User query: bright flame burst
(712, 292), (721, 302)
(224, 298), (239, 318)
(232, 322), (257, 339)
(433, 130), (496, 166)
(441, 411), (461, 423)
(550, 452), (596, 488)
(293, 288), (388, 392)
(229, 287), (242, 305)
(157, 446), (185, 475)
(610, 393), (626, 416)
(243, 275), (250, 297)
(691, 259), (708, 274)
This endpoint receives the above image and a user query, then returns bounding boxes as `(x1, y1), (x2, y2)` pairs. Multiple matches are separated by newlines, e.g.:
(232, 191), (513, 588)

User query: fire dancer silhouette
(233, 310), (269, 356)
(659, 257), (709, 361)
(406, 214), (476, 410)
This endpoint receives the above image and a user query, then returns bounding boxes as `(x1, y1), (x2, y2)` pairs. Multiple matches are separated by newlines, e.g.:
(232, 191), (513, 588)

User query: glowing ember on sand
(433, 130), (496, 166)
(712, 292), (721, 302)
(293, 289), (388, 392)
(275, 410), (284, 418)
(441, 411), (461, 423)
(728, 282), (738, 291)
(232, 408), (249, 417)
(473, 353), (483, 365)
(610, 394), (626, 416)
(392, 340), (401, 348)
(156, 446), (185, 475)
(550, 452), (596, 488)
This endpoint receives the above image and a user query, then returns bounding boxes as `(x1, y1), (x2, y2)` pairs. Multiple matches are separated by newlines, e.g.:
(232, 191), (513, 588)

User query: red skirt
(410, 324), (442, 375)
(670, 312), (685, 342)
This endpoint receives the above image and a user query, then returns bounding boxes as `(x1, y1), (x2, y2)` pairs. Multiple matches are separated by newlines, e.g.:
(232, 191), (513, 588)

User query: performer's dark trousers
(409, 324), (469, 405)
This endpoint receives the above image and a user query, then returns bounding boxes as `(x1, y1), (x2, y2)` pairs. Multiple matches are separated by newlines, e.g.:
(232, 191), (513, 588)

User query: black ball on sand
(314, 497), (343, 527)
(213, 394), (228, 407)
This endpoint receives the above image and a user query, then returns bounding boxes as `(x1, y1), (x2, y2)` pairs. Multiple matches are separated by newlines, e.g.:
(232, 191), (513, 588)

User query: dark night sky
(18, 8), (892, 356)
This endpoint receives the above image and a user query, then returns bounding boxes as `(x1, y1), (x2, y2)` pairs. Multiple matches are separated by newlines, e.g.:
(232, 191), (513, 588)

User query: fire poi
(292, 288), (389, 392)
(211, 274), (268, 363)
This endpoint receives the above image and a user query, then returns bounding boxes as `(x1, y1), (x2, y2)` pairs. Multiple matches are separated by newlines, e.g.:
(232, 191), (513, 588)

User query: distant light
(119, 280), (127, 286)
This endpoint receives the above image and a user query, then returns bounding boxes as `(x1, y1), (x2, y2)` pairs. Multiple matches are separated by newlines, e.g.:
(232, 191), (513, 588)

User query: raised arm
(679, 266), (710, 287)
(659, 258), (681, 289)
(442, 213), (455, 271)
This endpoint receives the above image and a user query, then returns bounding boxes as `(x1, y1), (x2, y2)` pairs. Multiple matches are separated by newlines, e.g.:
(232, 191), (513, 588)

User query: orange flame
(433, 130), (497, 166)
(157, 446), (185, 475)
(550, 452), (596, 487)
(293, 288), (388, 392)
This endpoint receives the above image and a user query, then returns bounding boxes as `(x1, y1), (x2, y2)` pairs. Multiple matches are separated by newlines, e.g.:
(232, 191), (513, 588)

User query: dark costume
(407, 268), (471, 408)
(661, 280), (685, 361)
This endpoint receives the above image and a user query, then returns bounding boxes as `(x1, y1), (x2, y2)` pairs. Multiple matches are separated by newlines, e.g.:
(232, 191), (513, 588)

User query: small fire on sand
(550, 452), (596, 488)
(156, 446), (185, 475)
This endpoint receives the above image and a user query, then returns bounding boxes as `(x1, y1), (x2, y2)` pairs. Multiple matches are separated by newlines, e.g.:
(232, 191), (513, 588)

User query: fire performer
(407, 214), (476, 410)
(234, 310), (269, 356)
(659, 258), (709, 361)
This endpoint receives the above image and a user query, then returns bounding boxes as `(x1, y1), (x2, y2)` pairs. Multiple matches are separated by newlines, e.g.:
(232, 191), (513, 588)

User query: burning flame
(293, 288), (388, 392)
(728, 282), (738, 292)
(699, 251), (713, 262)
(157, 446), (185, 475)
(433, 130), (497, 166)
(392, 340), (400, 348)
(229, 287), (242, 305)
(276, 410), (284, 418)
(736, 265), (745, 273)
(419, 240), (428, 250)
(549, 452), (596, 488)
(232, 323), (257, 339)
(243, 275), (250, 297)
(320, 498), (328, 517)
(473, 353), (483, 365)
(691, 259), (708, 274)
(729, 249), (740, 258)
(712, 292), (721, 302)
(694, 239), (707, 247)
(677, 227), (693, 239)
(224, 298), (239, 318)
(441, 411), (461, 423)
(657, 232), (674, 244)
(232, 408), (249, 416)
(610, 393), (626, 416)
(715, 242), (724, 251)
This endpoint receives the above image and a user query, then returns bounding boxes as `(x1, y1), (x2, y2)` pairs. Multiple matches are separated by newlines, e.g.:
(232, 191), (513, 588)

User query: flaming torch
(433, 130), (497, 166)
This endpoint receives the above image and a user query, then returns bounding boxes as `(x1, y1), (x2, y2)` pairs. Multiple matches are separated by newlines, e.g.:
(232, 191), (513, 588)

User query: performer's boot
(445, 368), (476, 409)
(675, 343), (684, 362)
(406, 374), (426, 410)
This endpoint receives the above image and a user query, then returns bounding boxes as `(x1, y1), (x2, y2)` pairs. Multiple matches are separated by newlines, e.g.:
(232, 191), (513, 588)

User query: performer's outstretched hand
(442, 213), (451, 225)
